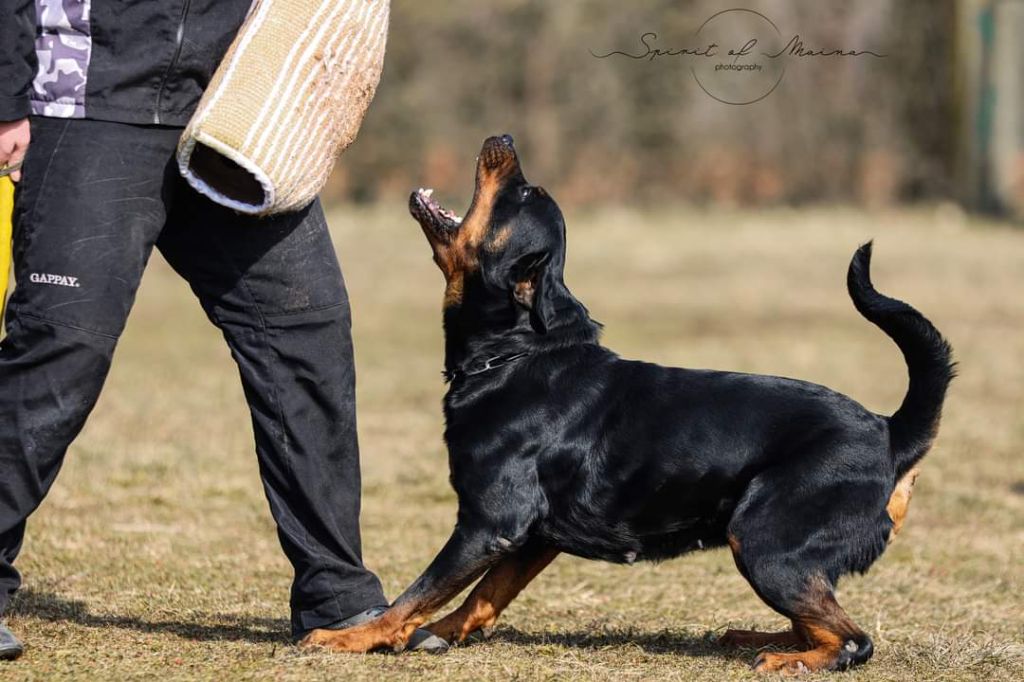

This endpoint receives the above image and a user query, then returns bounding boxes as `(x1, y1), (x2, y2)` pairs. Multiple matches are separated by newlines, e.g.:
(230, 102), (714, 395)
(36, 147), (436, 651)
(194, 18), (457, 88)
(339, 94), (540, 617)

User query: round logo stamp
(689, 8), (787, 106)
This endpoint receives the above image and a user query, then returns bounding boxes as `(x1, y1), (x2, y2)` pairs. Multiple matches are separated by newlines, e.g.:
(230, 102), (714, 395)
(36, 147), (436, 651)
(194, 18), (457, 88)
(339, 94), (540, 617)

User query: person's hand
(0, 118), (30, 183)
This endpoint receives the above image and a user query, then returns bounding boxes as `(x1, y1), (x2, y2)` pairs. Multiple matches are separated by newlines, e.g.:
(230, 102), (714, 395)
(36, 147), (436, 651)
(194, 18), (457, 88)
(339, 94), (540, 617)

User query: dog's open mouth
(409, 136), (518, 245)
(410, 188), (463, 242)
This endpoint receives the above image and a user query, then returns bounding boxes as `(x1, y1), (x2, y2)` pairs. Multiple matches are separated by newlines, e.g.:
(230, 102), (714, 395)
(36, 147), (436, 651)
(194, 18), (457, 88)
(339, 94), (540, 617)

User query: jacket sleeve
(0, 0), (38, 121)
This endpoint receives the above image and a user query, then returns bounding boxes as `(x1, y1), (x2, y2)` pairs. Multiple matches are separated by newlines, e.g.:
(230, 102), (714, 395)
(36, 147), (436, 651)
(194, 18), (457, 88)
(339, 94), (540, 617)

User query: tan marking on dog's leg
(300, 602), (423, 653)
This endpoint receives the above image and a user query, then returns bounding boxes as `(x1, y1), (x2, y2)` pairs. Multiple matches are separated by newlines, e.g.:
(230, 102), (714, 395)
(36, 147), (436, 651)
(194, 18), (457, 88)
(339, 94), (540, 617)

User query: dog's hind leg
(727, 546), (873, 674)
(426, 543), (559, 644)
(747, 577), (872, 675)
(724, 456), (887, 674)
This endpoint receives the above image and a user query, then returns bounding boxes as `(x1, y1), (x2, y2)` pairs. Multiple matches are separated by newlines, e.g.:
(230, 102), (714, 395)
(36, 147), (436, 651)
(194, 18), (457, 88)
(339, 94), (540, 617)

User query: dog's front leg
(426, 543), (559, 644)
(299, 524), (504, 653)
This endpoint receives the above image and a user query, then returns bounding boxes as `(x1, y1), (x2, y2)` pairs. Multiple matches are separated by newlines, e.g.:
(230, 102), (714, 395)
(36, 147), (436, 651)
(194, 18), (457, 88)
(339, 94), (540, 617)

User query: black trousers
(0, 117), (385, 635)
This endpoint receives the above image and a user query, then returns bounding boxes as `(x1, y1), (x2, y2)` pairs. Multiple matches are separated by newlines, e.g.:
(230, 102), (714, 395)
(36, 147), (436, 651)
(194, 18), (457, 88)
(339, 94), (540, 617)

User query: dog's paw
(752, 650), (834, 676)
(299, 627), (388, 653)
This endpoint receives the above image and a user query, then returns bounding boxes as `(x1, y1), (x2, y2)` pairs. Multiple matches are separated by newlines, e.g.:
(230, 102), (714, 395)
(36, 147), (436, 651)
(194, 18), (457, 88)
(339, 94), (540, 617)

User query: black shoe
(295, 606), (449, 654)
(0, 623), (23, 661)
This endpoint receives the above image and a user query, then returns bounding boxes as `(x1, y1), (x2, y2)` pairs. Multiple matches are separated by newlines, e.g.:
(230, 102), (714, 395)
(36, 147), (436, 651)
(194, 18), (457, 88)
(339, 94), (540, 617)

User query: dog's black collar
(443, 352), (531, 383)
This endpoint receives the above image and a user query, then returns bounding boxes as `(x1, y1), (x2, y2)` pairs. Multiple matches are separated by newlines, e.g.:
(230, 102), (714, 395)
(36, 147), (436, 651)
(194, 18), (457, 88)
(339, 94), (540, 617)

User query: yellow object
(177, 0), (389, 215)
(0, 176), (13, 328)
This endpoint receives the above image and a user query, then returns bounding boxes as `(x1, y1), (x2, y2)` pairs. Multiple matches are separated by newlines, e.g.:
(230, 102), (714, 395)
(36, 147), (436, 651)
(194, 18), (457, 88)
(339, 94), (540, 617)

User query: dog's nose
(479, 135), (519, 170)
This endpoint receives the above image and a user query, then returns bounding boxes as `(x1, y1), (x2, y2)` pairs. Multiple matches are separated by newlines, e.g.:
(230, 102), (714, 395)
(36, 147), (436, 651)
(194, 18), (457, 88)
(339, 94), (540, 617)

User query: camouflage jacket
(0, 1), (253, 125)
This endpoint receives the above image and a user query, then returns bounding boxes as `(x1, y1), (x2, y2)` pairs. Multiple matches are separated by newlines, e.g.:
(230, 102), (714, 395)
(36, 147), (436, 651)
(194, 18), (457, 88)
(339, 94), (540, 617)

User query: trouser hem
(291, 587), (388, 639)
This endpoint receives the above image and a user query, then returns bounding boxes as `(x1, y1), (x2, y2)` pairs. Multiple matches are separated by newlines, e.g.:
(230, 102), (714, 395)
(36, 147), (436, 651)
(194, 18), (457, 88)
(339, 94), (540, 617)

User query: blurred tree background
(328, 0), (1022, 214)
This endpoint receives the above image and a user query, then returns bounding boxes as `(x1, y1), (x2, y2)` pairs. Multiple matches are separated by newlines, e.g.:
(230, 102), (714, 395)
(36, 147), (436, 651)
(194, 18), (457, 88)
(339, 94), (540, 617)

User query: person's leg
(0, 118), (178, 621)
(155, 192), (386, 637)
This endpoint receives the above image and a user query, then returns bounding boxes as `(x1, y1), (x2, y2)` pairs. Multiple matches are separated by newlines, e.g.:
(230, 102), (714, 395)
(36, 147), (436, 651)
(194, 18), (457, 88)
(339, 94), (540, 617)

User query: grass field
(4, 203), (1023, 680)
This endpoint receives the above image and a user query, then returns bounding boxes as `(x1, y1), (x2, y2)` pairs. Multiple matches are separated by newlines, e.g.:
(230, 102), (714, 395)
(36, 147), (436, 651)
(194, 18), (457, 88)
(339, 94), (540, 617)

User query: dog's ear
(511, 251), (554, 333)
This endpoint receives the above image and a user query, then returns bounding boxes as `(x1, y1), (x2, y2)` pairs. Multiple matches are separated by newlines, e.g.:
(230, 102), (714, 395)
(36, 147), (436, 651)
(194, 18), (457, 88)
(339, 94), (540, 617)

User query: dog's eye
(519, 186), (534, 201)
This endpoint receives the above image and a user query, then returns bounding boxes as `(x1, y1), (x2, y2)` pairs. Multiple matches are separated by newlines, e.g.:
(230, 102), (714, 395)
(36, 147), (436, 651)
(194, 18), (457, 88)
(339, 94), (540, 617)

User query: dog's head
(409, 135), (566, 334)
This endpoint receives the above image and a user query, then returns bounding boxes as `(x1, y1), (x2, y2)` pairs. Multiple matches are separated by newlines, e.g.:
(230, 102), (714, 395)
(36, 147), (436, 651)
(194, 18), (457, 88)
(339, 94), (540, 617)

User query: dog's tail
(847, 242), (955, 478)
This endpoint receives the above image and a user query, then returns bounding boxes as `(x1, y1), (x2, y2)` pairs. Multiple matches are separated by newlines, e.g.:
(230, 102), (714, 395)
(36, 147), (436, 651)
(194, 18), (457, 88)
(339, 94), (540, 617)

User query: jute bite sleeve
(177, 0), (389, 215)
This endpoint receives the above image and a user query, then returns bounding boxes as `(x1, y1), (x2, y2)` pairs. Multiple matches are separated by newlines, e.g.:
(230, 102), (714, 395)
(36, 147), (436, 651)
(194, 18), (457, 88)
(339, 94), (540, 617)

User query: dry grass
(4, 203), (1023, 680)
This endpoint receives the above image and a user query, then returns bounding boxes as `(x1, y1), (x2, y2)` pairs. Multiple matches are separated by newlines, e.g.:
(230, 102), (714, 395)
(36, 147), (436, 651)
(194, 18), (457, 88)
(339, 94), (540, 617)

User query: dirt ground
(4, 204), (1022, 680)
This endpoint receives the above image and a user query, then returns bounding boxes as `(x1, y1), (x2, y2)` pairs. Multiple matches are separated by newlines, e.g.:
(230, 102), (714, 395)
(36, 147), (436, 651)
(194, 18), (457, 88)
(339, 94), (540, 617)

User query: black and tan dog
(301, 135), (954, 674)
